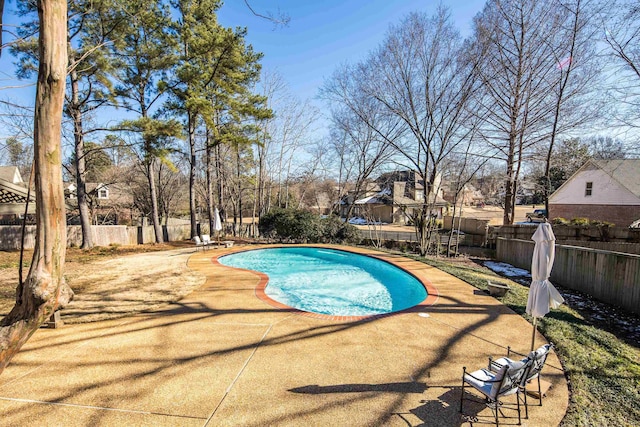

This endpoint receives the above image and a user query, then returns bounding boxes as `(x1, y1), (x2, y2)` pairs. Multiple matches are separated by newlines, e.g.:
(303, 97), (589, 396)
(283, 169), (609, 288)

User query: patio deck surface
(0, 244), (568, 426)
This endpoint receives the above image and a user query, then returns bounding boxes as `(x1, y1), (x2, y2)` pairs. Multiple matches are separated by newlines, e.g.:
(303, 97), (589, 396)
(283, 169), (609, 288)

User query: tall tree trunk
(188, 112), (197, 238)
(70, 67), (93, 249)
(257, 131), (268, 218)
(205, 129), (215, 234)
(545, 0), (581, 215)
(0, 0), (73, 374)
(146, 155), (163, 243)
(236, 146), (243, 229)
(215, 142), (224, 219)
(504, 136), (516, 225)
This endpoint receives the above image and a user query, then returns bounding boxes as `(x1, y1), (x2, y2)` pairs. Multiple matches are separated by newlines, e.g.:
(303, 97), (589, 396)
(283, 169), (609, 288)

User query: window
(585, 182), (592, 197)
(98, 187), (109, 199)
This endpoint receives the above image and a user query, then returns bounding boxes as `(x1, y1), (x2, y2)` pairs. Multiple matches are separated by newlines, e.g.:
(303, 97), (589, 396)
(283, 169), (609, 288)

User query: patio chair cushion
(464, 364), (508, 399)
(528, 344), (551, 361)
(526, 344), (552, 380)
(490, 356), (528, 372)
(498, 359), (528, 395)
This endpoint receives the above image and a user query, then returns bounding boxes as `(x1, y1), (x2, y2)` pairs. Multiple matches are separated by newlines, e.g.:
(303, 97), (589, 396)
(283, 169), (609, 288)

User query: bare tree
(325, 7), (483, 255)
(473, 0), (563, 224)
(0, 102), (34, 178)
(604, 0), (640, 133)
(264, 89), (319, 209)
(325, 103), (397, 220)
(441, 138), (488, 256)
(253, 70), (285, 219)
(541, 0), (604, 213)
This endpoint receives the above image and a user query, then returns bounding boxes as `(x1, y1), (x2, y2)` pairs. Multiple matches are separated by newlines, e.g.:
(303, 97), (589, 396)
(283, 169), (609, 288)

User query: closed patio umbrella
(526, 222), (564, 350)
(213, 207), (223, 243)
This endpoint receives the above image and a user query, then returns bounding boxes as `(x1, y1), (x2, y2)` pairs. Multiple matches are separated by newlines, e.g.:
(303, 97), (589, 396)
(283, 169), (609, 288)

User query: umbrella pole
(531, 317), (538, 351)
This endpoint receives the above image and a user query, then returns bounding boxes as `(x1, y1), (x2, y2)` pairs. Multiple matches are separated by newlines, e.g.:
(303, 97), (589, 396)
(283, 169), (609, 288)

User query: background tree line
(1, 0), (311, 250)
(2, 0), (638, 254)
(322, 0), (639, 256)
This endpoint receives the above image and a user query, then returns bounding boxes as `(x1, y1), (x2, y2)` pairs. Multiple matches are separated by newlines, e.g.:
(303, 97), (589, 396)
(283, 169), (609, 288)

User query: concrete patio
(0, 245), (568, 426)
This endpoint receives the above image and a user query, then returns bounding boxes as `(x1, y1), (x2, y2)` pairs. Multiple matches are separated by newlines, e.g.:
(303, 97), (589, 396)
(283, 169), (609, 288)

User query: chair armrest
(463, 368), (502, 384)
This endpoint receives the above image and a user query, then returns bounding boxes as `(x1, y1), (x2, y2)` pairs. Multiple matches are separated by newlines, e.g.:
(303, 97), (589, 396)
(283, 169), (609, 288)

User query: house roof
(593, 159), (640, 197)
(0, 166), (23, 184)
(354, 188), (392, 205)
(549, 158), (640, 204)
(354, 188), (448, 207)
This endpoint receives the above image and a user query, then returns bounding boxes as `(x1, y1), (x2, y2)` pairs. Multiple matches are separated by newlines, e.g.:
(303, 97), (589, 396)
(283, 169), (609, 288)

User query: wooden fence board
(497, 237), (640, 315)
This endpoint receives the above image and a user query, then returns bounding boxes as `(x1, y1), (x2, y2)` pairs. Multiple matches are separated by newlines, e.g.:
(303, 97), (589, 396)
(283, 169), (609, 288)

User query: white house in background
(0, 166), (35, 221)
(549, 159), (640, 227)
(64, 181), (138, 225)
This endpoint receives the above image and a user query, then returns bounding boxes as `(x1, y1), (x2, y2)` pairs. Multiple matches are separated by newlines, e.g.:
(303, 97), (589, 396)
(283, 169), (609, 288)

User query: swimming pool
(218, 247), (427, 316)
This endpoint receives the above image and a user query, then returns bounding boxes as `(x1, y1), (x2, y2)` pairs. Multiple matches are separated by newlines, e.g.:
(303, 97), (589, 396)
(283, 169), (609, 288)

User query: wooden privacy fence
(0, 223), (255, 249)
(494, 224), (640, 242)
(0, 224), (192, 249)
(496, 237), (640, 315)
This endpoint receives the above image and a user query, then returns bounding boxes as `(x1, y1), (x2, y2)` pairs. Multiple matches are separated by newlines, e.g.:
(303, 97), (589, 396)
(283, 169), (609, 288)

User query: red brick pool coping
(211, 244), (439, 322)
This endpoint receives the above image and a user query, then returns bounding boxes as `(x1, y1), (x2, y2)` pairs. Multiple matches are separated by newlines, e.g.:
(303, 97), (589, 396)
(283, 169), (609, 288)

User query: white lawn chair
(201, 234), (215, 248)
(193, 236), (207, 251)
(460, 355), (532, 426)
(489, 344), (554, 417)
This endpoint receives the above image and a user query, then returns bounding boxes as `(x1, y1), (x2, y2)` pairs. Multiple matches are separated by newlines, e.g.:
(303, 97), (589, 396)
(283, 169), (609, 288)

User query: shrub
(552, 217), (569, 225)
(591, 220), (615, 227)
(258, 209), (283, 239)
(259, 208), (321, 243)
(383, 239), (397, 249)
(319, 214), (342, 242)
(291, 210), (321, 242)
(334, 222), (360, 244)
(315, 215), (358, 244)
(570, 217), (590, 226)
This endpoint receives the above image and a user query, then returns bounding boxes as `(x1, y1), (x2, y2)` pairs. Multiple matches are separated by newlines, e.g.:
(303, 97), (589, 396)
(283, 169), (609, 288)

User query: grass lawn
(417, 254), (640, 427)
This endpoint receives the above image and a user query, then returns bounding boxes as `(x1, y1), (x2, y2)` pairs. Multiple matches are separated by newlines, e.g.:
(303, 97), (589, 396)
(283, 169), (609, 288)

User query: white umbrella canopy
(526, 222), (565, 349)
(213, 207), (223, 243)
(213, 207), (223, 232)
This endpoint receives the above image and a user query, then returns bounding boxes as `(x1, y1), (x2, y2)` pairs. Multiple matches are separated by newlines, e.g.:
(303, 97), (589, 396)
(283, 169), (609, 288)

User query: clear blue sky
(216, 0), (486, 103)
(0, 0), (487, 139)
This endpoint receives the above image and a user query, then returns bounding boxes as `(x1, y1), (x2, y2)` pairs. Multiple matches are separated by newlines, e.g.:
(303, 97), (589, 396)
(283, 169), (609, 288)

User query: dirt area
(0, 243), (205, 324)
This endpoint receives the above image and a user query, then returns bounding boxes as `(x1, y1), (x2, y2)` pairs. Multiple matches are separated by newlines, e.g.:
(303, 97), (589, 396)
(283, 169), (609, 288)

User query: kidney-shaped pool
(218, 247), (428, 316)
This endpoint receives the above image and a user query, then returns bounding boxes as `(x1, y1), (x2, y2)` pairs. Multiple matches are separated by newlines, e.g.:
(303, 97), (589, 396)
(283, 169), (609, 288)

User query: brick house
(549, 159), (640, 227)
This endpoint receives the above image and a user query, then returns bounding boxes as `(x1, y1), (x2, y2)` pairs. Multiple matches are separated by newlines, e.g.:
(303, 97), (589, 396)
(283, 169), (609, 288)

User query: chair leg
(537, 375), (543, 405)
(516, 390), (522, 425)
(523, 385), (529, 419)
(459, 369), (466, 413)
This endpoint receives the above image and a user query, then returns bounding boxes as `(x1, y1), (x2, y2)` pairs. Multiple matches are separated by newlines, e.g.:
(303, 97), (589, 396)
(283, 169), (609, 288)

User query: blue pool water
(218, 247), (427, 316)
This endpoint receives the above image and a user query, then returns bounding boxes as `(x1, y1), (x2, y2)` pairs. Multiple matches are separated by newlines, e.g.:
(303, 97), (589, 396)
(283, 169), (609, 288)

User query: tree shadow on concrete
(289, 382), (428, 394)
